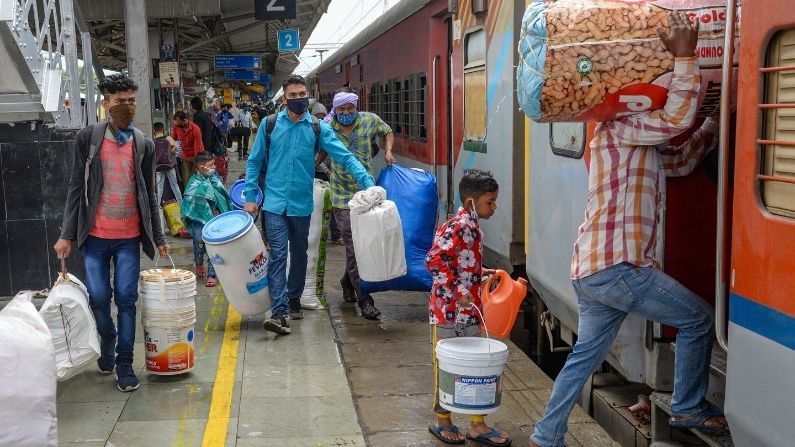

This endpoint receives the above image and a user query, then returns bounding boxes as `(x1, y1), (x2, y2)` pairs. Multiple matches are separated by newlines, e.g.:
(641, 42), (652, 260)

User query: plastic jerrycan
(481, 270), (528, 339)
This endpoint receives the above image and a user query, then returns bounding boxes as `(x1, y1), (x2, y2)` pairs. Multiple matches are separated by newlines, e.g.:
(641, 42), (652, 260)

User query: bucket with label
(139, 268), (197, 375)
(229, 179), (263, 222)
(202, 210), (271, 316)
(435, 337), (509, 414)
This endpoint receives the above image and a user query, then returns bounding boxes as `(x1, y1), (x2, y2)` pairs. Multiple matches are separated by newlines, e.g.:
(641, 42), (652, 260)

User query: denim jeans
(156, 168), (182, 205)
(264, 211), (311, 316)
(531, 263), (714, 447)
(186, 219), (215, 277)
(83, 236), (141, 366)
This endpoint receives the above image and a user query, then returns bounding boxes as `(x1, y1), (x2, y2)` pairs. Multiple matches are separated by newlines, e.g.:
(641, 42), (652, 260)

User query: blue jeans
(83, 236), (141, 366)
(531, 263), (714, 447)
(264, 210), (311, 316)
(186, 219), (215, 277)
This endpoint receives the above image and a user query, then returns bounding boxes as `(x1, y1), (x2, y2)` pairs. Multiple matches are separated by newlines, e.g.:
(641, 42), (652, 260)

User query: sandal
(428, 424), (465, 445)
(670, 403), (730, 435)
(196, 265), (207, 278)
(467, 429), (512, 446)
(206, 277), (217, 287)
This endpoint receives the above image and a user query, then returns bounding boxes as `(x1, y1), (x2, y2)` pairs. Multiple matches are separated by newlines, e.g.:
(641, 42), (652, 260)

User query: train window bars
(761, 28), (795, 218)
(549, 123), (586, 159)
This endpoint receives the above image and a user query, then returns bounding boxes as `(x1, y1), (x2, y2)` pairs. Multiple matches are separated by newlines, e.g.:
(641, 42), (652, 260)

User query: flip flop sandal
(428, 424), (465, 445)
(206, 277), (217, 287)
(670, 403), (730, 435)
(466, 429), (513, 446)
(196, 265), (207, 278)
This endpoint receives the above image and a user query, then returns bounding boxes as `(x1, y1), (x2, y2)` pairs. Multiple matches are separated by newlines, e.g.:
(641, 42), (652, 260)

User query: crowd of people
(50, 12), (729, 445)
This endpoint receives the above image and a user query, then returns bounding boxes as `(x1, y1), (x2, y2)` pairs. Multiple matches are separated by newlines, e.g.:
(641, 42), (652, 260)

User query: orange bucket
(481, 271), (528, 339)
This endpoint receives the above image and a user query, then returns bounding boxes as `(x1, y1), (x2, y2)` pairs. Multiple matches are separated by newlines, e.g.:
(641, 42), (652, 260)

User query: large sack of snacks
(517, 0), (739, 123)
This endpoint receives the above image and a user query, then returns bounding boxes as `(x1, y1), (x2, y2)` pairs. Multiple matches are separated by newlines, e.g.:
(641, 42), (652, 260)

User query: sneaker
(263, 314), (291, 335)
(114, 364), (140, 392)
(288, 298), (304, 320)
(361, 303), (382, 320)
(98, 337), (116, 374)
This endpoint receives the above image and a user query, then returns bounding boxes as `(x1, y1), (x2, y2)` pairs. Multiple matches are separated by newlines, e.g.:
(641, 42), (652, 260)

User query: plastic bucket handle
(454, 304), (496, 366)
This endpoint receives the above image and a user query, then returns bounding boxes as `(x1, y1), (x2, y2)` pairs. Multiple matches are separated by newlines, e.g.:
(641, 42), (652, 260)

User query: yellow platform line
(201, 304), (242, 447)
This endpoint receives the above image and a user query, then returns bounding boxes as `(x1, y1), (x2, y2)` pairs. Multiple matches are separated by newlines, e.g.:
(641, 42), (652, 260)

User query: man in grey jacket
(53, 74), (170, 392)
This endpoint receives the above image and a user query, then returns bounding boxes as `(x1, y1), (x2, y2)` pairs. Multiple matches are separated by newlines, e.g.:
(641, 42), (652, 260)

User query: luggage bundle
(300, 179), (332, 309)
(517, 0), (739, 123)
(349, 186), (407, 282)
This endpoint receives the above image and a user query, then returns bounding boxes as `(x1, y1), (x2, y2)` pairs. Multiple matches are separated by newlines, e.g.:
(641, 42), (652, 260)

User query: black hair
(98, 74), (138, 97)
(190, 96), (203, 112)
(174, 110), (188, 121)
(459, 169), (499, 203)
(282, 74), (307, 90)
(153, 122), (165, 132)
(194, 151), (215, 169)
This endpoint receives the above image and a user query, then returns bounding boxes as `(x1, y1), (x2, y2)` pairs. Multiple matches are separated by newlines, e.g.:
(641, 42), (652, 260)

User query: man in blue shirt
(244, 75), (375, 335)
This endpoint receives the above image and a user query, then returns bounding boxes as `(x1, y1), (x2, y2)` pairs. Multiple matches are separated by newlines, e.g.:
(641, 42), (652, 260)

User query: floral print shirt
(426, 207), (483, 326)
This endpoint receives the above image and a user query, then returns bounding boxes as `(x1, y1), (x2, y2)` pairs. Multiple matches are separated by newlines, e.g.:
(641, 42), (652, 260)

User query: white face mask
(202, 168), (216, 177)
(468, 198), (480, 220)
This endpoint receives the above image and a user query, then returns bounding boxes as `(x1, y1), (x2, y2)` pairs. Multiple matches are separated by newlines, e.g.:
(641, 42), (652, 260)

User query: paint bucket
(202, 210), (271, 316)
(229, 179), (263, 222)
(139, 268), (197, 375)
(435, 337), (509, 414)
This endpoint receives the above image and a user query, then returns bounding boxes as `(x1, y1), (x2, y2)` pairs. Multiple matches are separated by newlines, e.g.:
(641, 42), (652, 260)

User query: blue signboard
(214, 55), (260, 69)
(224, 70), (261, 81)
(260, 74), (273, 84)
(277, 29), (300, 52)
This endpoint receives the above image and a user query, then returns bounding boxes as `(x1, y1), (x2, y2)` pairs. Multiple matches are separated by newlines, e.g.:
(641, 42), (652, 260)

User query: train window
(402, 73), (428, 140)
(549, 123), (586, 159)
(464, 28), (486, 143)
(762, 29), (795, 218)
(402, 78), (411, 135)
(368, 82), (382, 116)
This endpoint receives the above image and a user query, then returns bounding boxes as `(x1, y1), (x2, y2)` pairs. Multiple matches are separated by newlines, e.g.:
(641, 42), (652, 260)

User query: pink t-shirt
(90, 132), (141, 239)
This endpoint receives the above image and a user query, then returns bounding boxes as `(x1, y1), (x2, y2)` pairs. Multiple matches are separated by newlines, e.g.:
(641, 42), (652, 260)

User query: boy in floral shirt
(425, 169), (510, 446)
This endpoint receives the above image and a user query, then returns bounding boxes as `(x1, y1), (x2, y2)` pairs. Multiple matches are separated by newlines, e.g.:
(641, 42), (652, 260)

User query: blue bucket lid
(229, 179), (263, 208)
(202, 210), (253, 244)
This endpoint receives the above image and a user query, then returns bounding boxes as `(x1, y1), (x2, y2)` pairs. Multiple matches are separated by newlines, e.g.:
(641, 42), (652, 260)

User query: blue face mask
(287, 98), (309, 115)
(337, 112), (358, 127)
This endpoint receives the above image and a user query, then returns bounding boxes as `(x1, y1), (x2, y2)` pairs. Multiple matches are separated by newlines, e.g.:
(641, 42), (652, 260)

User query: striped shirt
(572, 58), (718, 279)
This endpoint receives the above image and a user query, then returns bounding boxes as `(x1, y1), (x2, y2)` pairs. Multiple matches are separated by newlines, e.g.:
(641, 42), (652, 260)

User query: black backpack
(257, 113), (321, 191)
(154, 136), (173, 172)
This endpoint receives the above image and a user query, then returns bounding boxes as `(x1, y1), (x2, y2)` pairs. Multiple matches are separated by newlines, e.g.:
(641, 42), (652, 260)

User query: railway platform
(2, 157), (617, 447)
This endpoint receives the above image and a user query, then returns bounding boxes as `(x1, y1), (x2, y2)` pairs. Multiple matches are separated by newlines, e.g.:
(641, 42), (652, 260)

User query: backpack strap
(311, 116), (321, 154)
(84, 122), (107, 205)
(132, 128), (146, 164)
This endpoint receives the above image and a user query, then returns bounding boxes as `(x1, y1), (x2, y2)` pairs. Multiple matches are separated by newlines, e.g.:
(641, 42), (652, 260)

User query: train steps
(650, 392), (734, 447)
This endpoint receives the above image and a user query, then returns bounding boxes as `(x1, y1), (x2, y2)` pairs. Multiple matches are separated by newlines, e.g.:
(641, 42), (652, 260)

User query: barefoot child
(425, 169), (511, 446)
(181, 152), (234, 287)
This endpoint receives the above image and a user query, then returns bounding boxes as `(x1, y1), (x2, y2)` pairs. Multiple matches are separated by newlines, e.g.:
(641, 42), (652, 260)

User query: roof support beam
(181, 20), (264, 53)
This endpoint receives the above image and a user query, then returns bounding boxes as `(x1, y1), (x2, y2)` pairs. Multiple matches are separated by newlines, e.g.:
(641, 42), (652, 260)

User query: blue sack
(362, 164), (437, 293)
(516, 1), (548, 122)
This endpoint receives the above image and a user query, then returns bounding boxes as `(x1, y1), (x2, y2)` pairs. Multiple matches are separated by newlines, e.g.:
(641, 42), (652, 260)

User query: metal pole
(82, 31), (97, 125)
(60, 0), (82, 128)
(714, 0), (737, 352)
(124, 0), (153, 136)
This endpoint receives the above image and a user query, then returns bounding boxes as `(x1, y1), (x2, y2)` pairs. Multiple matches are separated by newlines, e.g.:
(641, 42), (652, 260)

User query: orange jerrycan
(481, 270), (528, 339)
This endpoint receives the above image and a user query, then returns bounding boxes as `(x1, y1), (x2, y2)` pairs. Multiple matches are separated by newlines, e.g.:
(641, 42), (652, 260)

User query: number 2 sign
(277, 29), (300, 53)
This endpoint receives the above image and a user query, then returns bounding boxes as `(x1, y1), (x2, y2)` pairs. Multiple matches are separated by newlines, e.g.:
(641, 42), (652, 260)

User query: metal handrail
(715, 0), (738, 352)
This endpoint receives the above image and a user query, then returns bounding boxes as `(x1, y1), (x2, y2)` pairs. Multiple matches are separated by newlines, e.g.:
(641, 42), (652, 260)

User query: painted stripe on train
(730, 293), (795, 351)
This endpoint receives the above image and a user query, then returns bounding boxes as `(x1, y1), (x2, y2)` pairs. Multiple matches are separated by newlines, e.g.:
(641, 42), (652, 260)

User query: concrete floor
(4, 155), (620, 446)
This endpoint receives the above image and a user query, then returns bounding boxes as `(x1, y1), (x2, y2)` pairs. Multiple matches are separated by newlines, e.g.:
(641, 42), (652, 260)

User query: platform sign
(224, 70), (262, 81)
(277, 29), (300, 52)
(255, 0), (297, 20)
(214, 54), (260, 70)
(159, 61), (180, 88)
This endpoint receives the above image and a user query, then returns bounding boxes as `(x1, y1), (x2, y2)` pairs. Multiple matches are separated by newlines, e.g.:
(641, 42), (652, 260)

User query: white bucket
(435, 337), (509, 414)
(139, 268), (197, 375)
(202, 210), (272, 316)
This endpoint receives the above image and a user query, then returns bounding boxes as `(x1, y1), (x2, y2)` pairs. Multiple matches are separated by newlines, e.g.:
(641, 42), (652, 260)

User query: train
(306, 1), (793, 446)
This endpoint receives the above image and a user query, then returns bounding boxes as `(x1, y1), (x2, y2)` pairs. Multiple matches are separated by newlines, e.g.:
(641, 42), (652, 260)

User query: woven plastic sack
(40, 272), (100, 381)
(163, 200), (187, 236)
(300, 179), (331, 309)
(363, 165), (436, 293)
(517, 0), (739, 123)
(0, 292), (57, 447)
(349, 187), (407, 282)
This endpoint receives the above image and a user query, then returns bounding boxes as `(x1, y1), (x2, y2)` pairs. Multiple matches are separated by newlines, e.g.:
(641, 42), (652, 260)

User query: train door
(724, 1), (795, 445)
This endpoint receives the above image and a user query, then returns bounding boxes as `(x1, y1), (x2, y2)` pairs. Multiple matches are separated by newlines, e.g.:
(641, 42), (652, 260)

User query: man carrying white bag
(349, 186), (407, 283)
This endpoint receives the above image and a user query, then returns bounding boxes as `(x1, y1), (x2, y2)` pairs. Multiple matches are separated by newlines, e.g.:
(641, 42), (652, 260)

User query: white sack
(0, 292), (58, 447)
(40, 273), (101, 381)
(349, 186), (407, 282)
(300, 179), (330, 309)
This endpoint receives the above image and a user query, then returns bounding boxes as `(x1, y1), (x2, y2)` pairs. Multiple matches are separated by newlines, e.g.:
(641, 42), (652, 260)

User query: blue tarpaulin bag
(362, 164), (437, 293)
